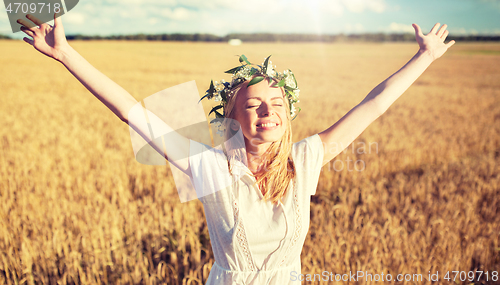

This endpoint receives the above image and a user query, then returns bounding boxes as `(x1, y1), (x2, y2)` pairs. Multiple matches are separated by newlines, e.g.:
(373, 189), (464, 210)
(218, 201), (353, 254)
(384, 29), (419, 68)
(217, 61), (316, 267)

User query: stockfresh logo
(3, 0), (78, 33)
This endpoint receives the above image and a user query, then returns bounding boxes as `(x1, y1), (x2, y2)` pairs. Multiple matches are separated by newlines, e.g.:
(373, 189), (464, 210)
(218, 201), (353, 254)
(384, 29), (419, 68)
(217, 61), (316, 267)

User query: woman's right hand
(17, 11), (69, 62)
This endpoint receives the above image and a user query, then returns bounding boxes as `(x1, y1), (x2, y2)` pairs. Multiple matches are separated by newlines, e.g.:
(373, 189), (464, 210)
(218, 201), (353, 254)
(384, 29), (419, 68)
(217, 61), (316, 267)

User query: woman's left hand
(413, 23), (455, 61)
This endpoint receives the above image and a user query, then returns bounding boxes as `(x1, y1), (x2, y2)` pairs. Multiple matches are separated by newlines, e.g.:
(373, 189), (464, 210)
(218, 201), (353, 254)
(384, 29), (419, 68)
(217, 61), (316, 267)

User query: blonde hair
(223, 78), (296, 205)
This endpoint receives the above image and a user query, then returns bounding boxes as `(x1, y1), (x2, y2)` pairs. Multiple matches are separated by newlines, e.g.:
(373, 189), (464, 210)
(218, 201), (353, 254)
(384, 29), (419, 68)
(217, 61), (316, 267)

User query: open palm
(413, 23), (455, 60)
(17, 12), (69, 62)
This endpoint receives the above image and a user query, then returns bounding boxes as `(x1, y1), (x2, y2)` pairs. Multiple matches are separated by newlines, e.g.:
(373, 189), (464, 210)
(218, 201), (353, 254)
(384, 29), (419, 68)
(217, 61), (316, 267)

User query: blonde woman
(18, 12), (455, 284)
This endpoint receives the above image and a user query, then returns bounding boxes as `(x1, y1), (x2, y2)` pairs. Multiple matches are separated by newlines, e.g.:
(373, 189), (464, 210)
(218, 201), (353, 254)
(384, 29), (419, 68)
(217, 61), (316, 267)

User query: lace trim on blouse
(230, 189), (256, 271)
(279, 178), (300, 267)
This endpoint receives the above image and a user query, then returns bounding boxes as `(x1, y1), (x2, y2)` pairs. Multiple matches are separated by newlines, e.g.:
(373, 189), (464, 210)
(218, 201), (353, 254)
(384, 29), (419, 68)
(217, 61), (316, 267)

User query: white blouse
(189, 134), (324, 284)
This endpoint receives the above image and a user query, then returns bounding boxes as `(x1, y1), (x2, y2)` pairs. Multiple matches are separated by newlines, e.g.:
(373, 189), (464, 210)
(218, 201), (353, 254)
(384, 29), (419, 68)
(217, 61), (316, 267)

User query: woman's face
(232, 79), (288, 150)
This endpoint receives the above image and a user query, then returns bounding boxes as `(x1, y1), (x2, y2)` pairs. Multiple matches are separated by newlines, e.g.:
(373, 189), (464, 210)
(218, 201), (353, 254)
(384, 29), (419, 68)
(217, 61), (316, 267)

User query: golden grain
(0, 40), (498, 284)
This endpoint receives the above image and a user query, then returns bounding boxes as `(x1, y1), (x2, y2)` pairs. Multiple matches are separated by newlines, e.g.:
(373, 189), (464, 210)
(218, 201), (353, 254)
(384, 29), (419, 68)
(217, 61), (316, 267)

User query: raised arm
(318, 23), (455, 166)
(18, 12), (190, 174)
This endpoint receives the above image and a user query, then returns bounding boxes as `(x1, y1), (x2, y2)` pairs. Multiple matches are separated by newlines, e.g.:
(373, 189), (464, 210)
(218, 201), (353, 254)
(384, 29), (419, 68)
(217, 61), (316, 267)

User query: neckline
(232, 159), (290, 206)
(241, 173), (266, 200)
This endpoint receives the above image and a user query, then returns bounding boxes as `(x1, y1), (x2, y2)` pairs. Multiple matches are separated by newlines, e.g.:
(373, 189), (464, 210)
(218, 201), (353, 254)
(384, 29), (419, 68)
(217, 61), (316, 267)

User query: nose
(259, 102), (275, 117)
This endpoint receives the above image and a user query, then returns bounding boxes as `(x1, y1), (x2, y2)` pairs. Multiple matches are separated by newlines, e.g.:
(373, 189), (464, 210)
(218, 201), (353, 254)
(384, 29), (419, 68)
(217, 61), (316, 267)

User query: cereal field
(0, 40), (499, 284)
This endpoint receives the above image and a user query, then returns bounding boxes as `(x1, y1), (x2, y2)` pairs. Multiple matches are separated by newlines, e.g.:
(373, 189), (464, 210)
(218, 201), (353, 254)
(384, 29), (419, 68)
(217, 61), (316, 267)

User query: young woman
(18, 12), (455, 284)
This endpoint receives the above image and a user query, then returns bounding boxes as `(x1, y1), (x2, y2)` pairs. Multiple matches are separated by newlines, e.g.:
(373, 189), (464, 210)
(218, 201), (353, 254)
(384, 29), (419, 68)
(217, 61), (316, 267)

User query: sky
(2, 0), (500, 39)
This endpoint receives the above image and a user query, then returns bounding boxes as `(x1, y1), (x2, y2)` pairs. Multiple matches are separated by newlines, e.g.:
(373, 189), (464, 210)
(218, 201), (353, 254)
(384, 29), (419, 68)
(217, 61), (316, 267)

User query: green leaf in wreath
(262, 55), (271, 74)
(214, 110), (224, 118)
(291, 107), (301, 121)
(249, 67), (259, 76)
(247, 76), (265, 88)
(272, 79), (286, 88)
(239, 55), (251, 65)
(225, 66), (242, 74)
(209, 80), (215, 93)
(198, 92), (210, 103)
(208, 105), (224, 116)
(220, 90), (227, 101)
(291, 72), (298, 87)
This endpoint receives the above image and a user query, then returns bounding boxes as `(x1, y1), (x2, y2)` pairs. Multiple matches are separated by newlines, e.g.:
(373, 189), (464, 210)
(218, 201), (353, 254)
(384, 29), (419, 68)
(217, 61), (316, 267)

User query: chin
(255, 132), (284, 143)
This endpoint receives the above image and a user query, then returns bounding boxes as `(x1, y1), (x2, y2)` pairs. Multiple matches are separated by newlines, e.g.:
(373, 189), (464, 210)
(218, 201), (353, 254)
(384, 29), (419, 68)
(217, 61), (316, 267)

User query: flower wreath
(199, 55), (301, 132)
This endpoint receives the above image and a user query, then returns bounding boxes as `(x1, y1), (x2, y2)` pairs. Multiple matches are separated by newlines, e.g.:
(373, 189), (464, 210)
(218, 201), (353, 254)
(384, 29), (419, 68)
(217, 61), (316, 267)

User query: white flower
(264, 61), (275, 77)
(266, 66), (275, 77)
(215, 84), (224, 92)
(285, 72), (296, 88)
(214, 93), (222, 102)
(290, 105), (297, 117)
(235, 65), (253, 80)
(294, 89), (300, 98)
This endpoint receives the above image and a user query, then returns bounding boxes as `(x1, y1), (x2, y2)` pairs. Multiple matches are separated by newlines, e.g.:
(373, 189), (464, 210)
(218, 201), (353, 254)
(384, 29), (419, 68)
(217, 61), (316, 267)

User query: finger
(20, 26), (35, 38)
(54, 11), (63, 27)
(446, 40), (456, 48)
(23, 37), (34, 46)
(26, 14), (47, 28)
(441, 30), (449, 40)
(53, 11), (66, 41)
(437, 24), (447, 37)
(17, 18), (36, 29)
(430, 23), (440, 34)
(412, 23), (424, 37)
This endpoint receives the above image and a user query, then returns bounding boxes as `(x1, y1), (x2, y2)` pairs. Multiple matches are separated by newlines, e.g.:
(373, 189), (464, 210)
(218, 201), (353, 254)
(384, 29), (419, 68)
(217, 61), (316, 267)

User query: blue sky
(2, 0), (500, 38)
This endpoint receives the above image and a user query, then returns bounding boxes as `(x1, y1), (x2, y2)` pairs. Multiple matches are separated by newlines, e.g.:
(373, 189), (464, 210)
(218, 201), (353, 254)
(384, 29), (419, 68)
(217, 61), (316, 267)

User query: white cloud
(323, 1), (345, 16)
(148, 17), (158, 25)
(119, 10), (131, 18)
(64, 12), (86, 25)
(175, 0), (237, 10)
(104, 0), (176, 5)
(185, 0), (390, 17)
(0, 9), (12, 34)
(161, 7), (193, 20)
(0, 12), (9, 23)
(288, 0), (386, 16)
(0, 27), (11, 34)
(388, 22), (414, 33)
(40, 0), (400, 36)
(341, 0), (386, 13)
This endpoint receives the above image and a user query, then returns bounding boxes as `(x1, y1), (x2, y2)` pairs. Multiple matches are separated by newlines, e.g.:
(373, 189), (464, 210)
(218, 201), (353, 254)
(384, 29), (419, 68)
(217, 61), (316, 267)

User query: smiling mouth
(256, 122), (279, 128)
(257, 123), (279, 129)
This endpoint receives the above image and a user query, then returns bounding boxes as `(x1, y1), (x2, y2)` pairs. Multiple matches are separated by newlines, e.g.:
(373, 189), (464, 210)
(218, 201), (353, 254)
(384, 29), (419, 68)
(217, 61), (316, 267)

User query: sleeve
(187, 139), (208, 201)
(292, 134), (325, 196)
(188, 139), (235, 203)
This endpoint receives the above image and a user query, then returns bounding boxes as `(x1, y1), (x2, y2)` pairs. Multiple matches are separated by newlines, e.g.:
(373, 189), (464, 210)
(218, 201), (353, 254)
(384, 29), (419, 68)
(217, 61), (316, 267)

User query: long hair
(223, 78), (296, 205)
